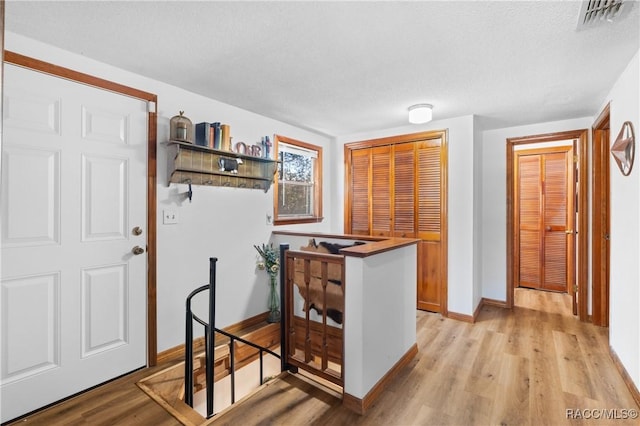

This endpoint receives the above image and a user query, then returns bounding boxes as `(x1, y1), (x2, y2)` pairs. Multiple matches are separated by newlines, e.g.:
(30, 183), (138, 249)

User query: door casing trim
(513, 145), (575, 292)
(506, 129), (588, 321)
(591, 104), (610, 327)
(344, 130), (448, 316)
(3, 50), (159, 365)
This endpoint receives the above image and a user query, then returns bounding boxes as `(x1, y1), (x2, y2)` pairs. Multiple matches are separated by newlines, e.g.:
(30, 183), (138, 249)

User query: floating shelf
(167, 141), (277, 192)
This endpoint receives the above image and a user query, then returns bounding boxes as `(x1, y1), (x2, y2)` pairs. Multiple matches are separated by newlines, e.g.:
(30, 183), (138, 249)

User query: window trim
(273, 135), (323, 225)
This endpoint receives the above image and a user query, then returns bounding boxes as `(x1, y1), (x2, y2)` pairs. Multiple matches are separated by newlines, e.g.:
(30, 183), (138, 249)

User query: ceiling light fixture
(408, 104), (433, 124)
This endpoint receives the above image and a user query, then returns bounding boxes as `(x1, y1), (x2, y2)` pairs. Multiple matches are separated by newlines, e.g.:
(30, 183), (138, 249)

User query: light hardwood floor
(8, 288), (639, 425)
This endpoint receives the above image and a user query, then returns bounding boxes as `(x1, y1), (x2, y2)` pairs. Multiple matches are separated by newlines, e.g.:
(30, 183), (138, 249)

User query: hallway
(212, 288), (638, 425)
(8, 291), (638, 425)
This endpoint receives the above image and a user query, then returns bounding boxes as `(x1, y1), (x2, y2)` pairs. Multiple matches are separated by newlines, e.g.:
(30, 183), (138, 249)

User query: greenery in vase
(254, 243), (281, 322)
(254, 243), (280, 277)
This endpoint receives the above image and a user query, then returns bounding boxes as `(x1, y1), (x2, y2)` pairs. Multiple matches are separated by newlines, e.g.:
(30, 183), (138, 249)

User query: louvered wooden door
(350, 149), (371, 235)
(345, 132), (447, 313)
(516, 147), (574, 292)
(372, 146), (392, 236)
(393, 143), (416, 238)
(415, 139), (445, 311)
(348, 146), (393, 236)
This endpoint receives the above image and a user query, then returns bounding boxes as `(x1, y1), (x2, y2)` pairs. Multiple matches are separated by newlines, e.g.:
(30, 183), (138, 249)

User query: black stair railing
(184, 255), (289, 418)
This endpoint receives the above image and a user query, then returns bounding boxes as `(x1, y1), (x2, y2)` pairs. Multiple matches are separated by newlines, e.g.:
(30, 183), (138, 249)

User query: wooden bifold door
(344, 131), (447, 313)
(515, 146), (574, 292)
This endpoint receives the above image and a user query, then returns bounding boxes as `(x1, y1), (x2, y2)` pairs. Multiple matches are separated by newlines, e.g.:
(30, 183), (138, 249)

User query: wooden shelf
(167, 140), (277, 192)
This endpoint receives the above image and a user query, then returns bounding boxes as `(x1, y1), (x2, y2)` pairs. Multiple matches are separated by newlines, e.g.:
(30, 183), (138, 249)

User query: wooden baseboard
(473, 300), (483, 322)
(343, 343), (418, 415)
(342, 392), (364, 415)
(157, 337), (205, 365)
(609, 346), (640, 408)
(480, 297), (508, 309)
(157, 312), (270, 364)
(447, 298), (509, 324)
(446, 311), (475, 323)
(223, 312), (271, 336)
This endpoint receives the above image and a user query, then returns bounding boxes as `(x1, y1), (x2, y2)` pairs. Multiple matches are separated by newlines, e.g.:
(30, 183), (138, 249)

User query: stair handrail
(184, 257), (286, 419)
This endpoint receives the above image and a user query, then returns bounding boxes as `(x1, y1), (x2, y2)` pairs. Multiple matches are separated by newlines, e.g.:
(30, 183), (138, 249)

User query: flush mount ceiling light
(408, 104), (433, 124)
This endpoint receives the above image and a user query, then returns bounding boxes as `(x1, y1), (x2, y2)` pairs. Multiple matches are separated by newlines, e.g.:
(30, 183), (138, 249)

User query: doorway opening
(506, 130), (588, 320)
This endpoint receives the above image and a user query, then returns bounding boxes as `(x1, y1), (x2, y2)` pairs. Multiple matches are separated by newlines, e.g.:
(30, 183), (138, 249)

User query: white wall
(333, 116), (477, 316)
(603, 50), (640, 389)
(480, 116), (593, 302)
(5, 33), (333, 352)
(344, 244), (417, 398)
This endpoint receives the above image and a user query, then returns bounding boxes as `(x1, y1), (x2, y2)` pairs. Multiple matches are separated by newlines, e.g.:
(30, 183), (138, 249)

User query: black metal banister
(184, 284), (208, 408)
(212, 328), (281, 359)
(279, 244), (290, 373)
(206, 257), (216, 416)
(184, 256), (287, 419)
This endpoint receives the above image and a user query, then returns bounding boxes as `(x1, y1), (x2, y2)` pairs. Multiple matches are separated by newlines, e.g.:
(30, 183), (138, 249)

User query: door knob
(132, 246), (145, 255)
(132, 226), (143, 236)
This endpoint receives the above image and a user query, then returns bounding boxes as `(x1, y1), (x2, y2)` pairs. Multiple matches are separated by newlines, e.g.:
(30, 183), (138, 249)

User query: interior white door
(1, 63), (148, 422)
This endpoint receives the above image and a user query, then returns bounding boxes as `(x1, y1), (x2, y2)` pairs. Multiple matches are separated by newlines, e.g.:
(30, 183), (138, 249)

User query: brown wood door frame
(592, 104), (610, 327)
(344, 130), (448, 316)
(3, 51), (159, 365)
(507, 129), (588, 321)
(514, 146), (575, 293)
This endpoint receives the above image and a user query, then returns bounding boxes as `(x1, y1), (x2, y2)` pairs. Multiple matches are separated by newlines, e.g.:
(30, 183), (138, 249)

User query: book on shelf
(221, 124), (231, 151)
(194, 122), (210, 147)
(212, 122), (222, 150)
(194, 121), (231, 151)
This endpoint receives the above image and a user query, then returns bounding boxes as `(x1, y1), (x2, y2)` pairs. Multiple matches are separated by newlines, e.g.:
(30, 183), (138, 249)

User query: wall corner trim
(480, 297), (509, 309)
(446, 298), (508, 324)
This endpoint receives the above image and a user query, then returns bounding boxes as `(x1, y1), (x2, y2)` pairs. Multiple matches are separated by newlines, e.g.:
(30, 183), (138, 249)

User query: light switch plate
(163, 210), (178, 224)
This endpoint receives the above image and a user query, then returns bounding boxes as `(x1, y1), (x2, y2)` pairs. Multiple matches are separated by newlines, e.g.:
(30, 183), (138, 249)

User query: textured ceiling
(5, 1), (640, 136)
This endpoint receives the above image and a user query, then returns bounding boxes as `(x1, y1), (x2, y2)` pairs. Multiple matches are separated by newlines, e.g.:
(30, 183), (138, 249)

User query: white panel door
(0, 64), (148, 422)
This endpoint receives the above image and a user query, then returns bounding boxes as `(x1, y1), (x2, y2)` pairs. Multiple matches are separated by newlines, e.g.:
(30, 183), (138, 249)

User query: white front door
(1, 63), (148, 422)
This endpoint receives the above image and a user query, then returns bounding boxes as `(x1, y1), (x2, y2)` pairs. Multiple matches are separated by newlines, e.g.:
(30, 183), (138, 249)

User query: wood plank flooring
(7, 288), (639, 425)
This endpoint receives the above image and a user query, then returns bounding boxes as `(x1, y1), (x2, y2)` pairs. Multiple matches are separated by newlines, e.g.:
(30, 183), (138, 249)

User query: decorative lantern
(170, 111), (193, 143)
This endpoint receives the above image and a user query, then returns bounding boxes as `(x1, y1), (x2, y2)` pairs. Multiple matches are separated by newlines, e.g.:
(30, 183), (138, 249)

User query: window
(274, 135), (323, 225)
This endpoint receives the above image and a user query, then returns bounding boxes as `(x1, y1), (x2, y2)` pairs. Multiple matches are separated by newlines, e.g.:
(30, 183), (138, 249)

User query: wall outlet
(163, 210), (178, 224)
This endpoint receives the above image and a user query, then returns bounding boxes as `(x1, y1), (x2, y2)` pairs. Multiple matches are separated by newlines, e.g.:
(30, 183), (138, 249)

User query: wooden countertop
(338, 237), (419, 258)
(272, 231), (419, 258)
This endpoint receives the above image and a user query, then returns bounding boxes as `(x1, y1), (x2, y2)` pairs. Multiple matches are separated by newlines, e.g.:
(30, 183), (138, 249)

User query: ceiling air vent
(577, 0), (630, 30)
